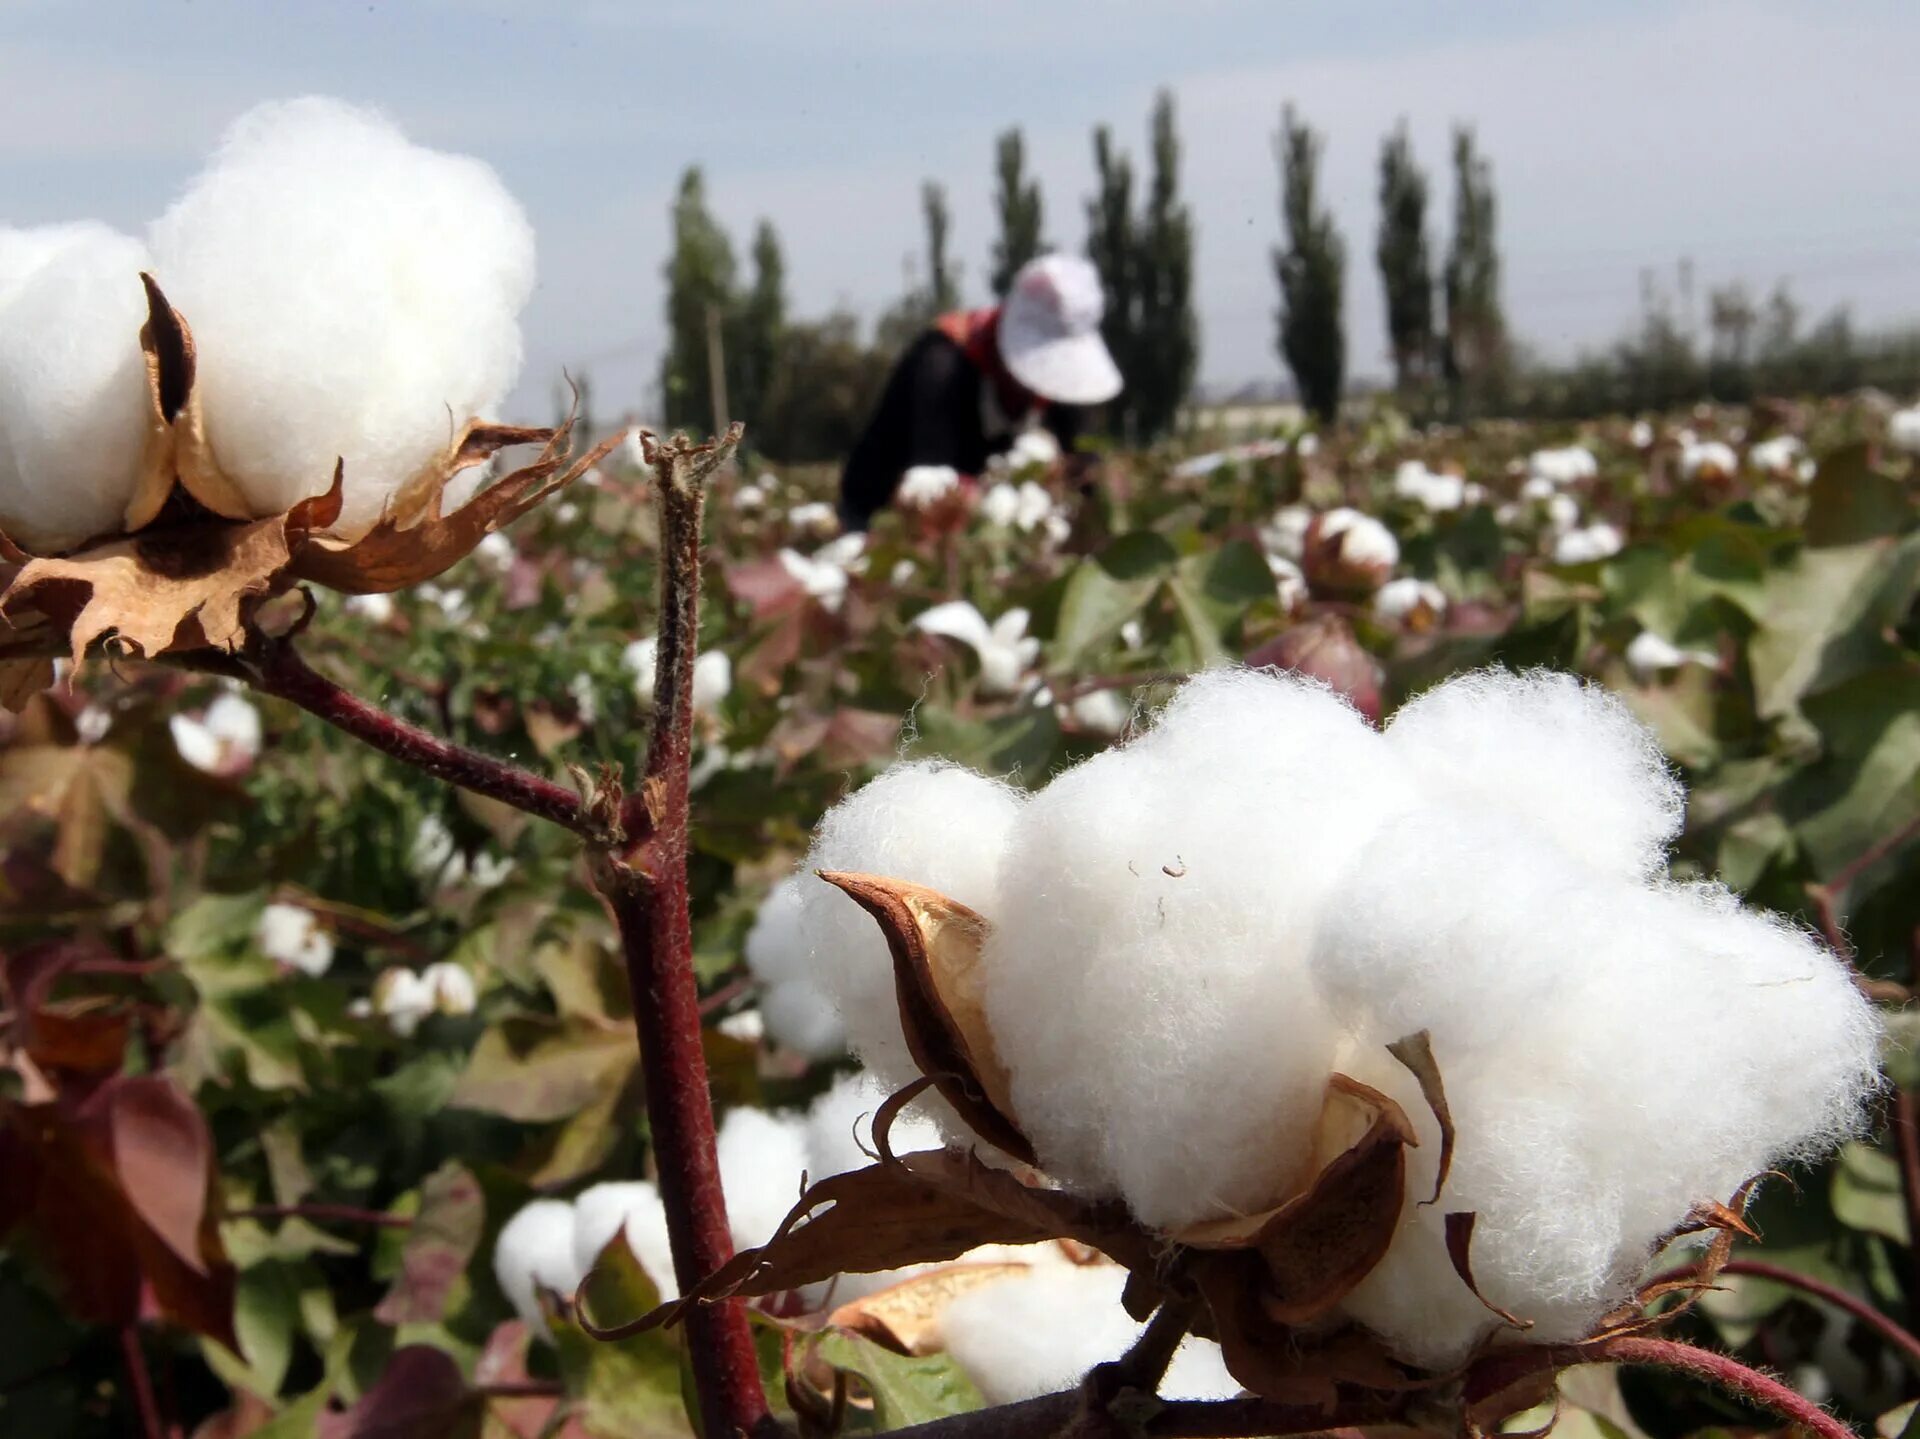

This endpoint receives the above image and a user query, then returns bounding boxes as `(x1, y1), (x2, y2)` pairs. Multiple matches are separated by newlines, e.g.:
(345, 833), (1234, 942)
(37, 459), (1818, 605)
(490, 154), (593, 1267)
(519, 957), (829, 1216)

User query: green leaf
(1052, 532), (1176, 665)
(450, 1016), (637, 1123)
(374, 1161), (484, 1326)
(1805, 442), (1914, 548)
(1831, 1140), (1909, 1244)
(811, 1330), (985, 1430)
(233, 1260), (300, 1397)
(1167, 540), (1272, 667)
(1749, 535), (1920, 717)
(552, 1237), (688, 1438)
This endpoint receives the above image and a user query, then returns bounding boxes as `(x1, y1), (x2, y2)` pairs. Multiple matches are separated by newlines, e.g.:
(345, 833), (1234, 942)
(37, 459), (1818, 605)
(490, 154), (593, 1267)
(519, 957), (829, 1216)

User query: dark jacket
(838, 328), (1082, 529)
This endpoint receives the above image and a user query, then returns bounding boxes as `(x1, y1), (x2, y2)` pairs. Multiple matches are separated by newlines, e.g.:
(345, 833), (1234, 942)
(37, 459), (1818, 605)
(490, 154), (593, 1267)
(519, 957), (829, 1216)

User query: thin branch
(179, 637), (597, 840)
(1712, 1258), (1920, 1373)
(1586, 1335), (1855, 1439)
(1096, 1294), (1198, 1399)
(596, 427), (771, 1439)
(1893, 1090), (1920, 1307)
(118, 1326), (164, 1439)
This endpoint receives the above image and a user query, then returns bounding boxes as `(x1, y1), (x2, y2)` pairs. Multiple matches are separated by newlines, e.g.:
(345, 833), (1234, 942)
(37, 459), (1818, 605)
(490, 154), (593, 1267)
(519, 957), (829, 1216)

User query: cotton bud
(1246, 615), (1383, 724)
(494, 1199), (587, 1335)
(148, 98), (535, 537)
(254, 902), (333, 976)
(1302, 508), (1398, 596)
(0, 225), (154, 551)
(170, 693), (263, 776)
(1373, 576), (1447, 633)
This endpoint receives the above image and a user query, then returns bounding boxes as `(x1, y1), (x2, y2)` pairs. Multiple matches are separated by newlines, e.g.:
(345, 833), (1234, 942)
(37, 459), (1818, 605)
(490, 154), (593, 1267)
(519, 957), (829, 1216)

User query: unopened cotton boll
(0, 225), (154, 550)
(1312, 810), (1880, 1369)
(783, 762), (1024, 1102)
(494, 1198), (587, 1336)
(1383, 669), (1681, 881)
(570, 1181), (677, 1299)
(147, 98), (535, 536)
(715, 1107), (811, 1249)
(982, 670), (1408, 1227)
(941, 1263), (1239, 1405)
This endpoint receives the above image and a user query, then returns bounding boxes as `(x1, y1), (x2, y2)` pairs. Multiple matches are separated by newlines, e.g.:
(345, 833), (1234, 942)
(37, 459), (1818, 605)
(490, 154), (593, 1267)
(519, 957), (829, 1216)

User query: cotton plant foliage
(784, 665), (1881, 1371)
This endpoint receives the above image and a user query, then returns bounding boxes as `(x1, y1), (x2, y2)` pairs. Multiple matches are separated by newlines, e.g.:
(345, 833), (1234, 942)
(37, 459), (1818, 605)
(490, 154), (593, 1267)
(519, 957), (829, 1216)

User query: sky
(2, 0), (1916, 420)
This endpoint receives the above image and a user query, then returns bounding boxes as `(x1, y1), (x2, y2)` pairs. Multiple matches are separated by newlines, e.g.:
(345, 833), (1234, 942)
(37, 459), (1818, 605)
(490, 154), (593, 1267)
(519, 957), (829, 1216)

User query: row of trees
(1276, 110), (1508, 422)
(657, 96), (1200, 458)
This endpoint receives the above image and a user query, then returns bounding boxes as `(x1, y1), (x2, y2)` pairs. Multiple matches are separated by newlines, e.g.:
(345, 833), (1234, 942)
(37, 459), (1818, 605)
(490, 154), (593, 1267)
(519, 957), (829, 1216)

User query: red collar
(934, 306), (1038, 417)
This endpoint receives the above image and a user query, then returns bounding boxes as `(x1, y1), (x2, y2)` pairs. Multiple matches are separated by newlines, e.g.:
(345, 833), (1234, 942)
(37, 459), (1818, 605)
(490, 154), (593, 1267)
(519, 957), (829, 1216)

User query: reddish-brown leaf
(317, 1344), (481, 1439)
(109, 1074), (214, 1276)
(374, 1162), (484, 1325)
(1444, 1211), (1532, 1330)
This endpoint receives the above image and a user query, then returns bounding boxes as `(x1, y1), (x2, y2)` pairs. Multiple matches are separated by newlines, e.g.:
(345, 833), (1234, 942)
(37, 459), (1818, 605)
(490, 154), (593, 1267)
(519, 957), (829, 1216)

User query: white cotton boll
(1385, 669), (1681, 881)
(940, 1263), (1238, 1405)
(1314, 816), (1881, 1370)
(343, 591), (394, 624)
(803, 1070), (943, 1182)
(1259, 504), (1312, 562)
(1747, 435), (1803, 478)
(692, 650), (731, 712)
(148, 98), (535, 535)
(1527, 446), (1598, 487)
(788, 763), (1024, 1102)
(374, 968), (438, 1037)
(915, 602), (1040, 696)
(494, 1198), (585, 1337)
(1552, 521), (1623, 565)
(1625, 630), (1717, 683)
(422, 961), (477, 1016)
(788, 500), (839, 537)
(1320, 507), (1400, 572)
(745, 876), (849, 1058)
(254, 902), (333, 976)
(570, 1181), (677, 1300)
(1629, 419), (1655, 449)
(715, 1107), (811, 1249)
(1373, 576), (1446, 629)
(1680, 440), (1738, 482)
(979, 482), (1020, 528)
(472, 530), (515, 576)
(1065, 687), (1133, 739)
(1889, 407), (1920, 455)
(1267, 554), (1307, 613)
(1546, 492), (1581, 533)
(170, 693), (264, 776)
(897, 464), (961, 509)
(984, 669), (1406, 1227)
(1008, 427), (1060, 470)
(0, 227), (153, 551)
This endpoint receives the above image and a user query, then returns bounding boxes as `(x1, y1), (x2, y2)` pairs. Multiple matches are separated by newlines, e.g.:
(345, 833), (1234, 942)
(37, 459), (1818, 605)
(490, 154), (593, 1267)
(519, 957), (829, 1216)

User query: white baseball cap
(997, 254), (1123, 406)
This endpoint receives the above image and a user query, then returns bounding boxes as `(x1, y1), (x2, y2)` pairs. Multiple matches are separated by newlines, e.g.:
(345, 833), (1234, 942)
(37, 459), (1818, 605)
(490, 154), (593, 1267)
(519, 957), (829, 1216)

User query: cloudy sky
(3, 0), (1915, 418)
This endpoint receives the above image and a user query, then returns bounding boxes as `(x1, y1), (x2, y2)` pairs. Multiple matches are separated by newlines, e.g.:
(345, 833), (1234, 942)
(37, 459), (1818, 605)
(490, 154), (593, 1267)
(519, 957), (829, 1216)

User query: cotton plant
(170, 691), (264, 777)
(912, 600), (1041, 697)
(729, 667), (1879, 1396)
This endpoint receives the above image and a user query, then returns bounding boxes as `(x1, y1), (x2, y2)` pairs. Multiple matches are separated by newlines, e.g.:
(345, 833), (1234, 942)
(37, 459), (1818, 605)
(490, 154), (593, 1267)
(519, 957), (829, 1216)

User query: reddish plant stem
(230, 1203), (414, 1229)
(118, 1325), (165, 1439)
(1710, 1258), (1920, 1373)
(1893, 1090), (1920, 1307)
(599, 429), (770, 1439)
(184, 640), (595, 839)
(1586, 1335), (1853, 1439)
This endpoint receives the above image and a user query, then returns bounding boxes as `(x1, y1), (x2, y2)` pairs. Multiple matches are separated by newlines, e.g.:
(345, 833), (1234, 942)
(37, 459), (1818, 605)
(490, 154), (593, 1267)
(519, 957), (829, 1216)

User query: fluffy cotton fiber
(0, 224), (153, 550)
(982, 670), (1404, 1228)
(796, 665), (1882, 1368)
(941, 1263), (1241, 1406)
(148, 97), (535, 536)
(750, 761), (1023, 1101)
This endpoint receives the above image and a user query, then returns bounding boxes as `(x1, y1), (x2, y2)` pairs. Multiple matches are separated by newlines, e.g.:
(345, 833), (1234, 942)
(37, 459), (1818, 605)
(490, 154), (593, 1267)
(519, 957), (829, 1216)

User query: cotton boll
(788, 762), (1024, 1101)
(1384, 669), (1681, 880)
(494, 1198), (586, 1336)
(570, 1181), (677, 1300)
(940, 1263), (1238, 1404)
(745, 876), (848, 1058)
(984, 669), (1407, 1227)
(803, 1071), (943, 1183)
(0, 227), (153, 550)
(148, 98), (535, 535)
(715, 1106), (810, 1249)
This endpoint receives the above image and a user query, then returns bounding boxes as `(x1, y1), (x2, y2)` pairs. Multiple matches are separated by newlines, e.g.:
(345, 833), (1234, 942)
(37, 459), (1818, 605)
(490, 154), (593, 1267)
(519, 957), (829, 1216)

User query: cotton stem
(595, 427), (772, 1439)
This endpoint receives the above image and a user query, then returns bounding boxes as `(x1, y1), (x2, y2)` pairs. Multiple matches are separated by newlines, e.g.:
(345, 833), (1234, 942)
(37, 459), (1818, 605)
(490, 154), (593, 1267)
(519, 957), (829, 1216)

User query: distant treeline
(644, 102), (1916, 461)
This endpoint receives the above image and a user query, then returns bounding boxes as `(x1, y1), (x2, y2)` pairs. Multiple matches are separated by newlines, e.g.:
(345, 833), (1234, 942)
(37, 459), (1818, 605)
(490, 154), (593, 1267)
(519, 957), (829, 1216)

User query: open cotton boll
(745, 877), (848, 1058)
(1313, 811), (1880, 1369)
(941, 1263), (1239, 1405)
(715, 1106), (811, 1250)
(803, 1070), (943, 1183)
(570, 1181), (677, 1300)
(0, 227), (153, 551)
(494, 1198), (586, 1336)
(787, 762), (1024, 1101)
(148, 97), (535, 536)
(983, 669), (1407, 1228)
(1384, 669), (1681, 880)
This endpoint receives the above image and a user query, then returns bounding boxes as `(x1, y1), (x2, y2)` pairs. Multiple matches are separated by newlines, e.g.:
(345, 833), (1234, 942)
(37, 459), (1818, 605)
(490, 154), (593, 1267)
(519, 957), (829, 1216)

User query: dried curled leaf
(816, 871), (1035, 1164)
(1445, 1211), (1533, 1330)
(3, 475), (343, 668)
(1387, 1028), (1456, 1206)
(125, 274), (254, 531)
